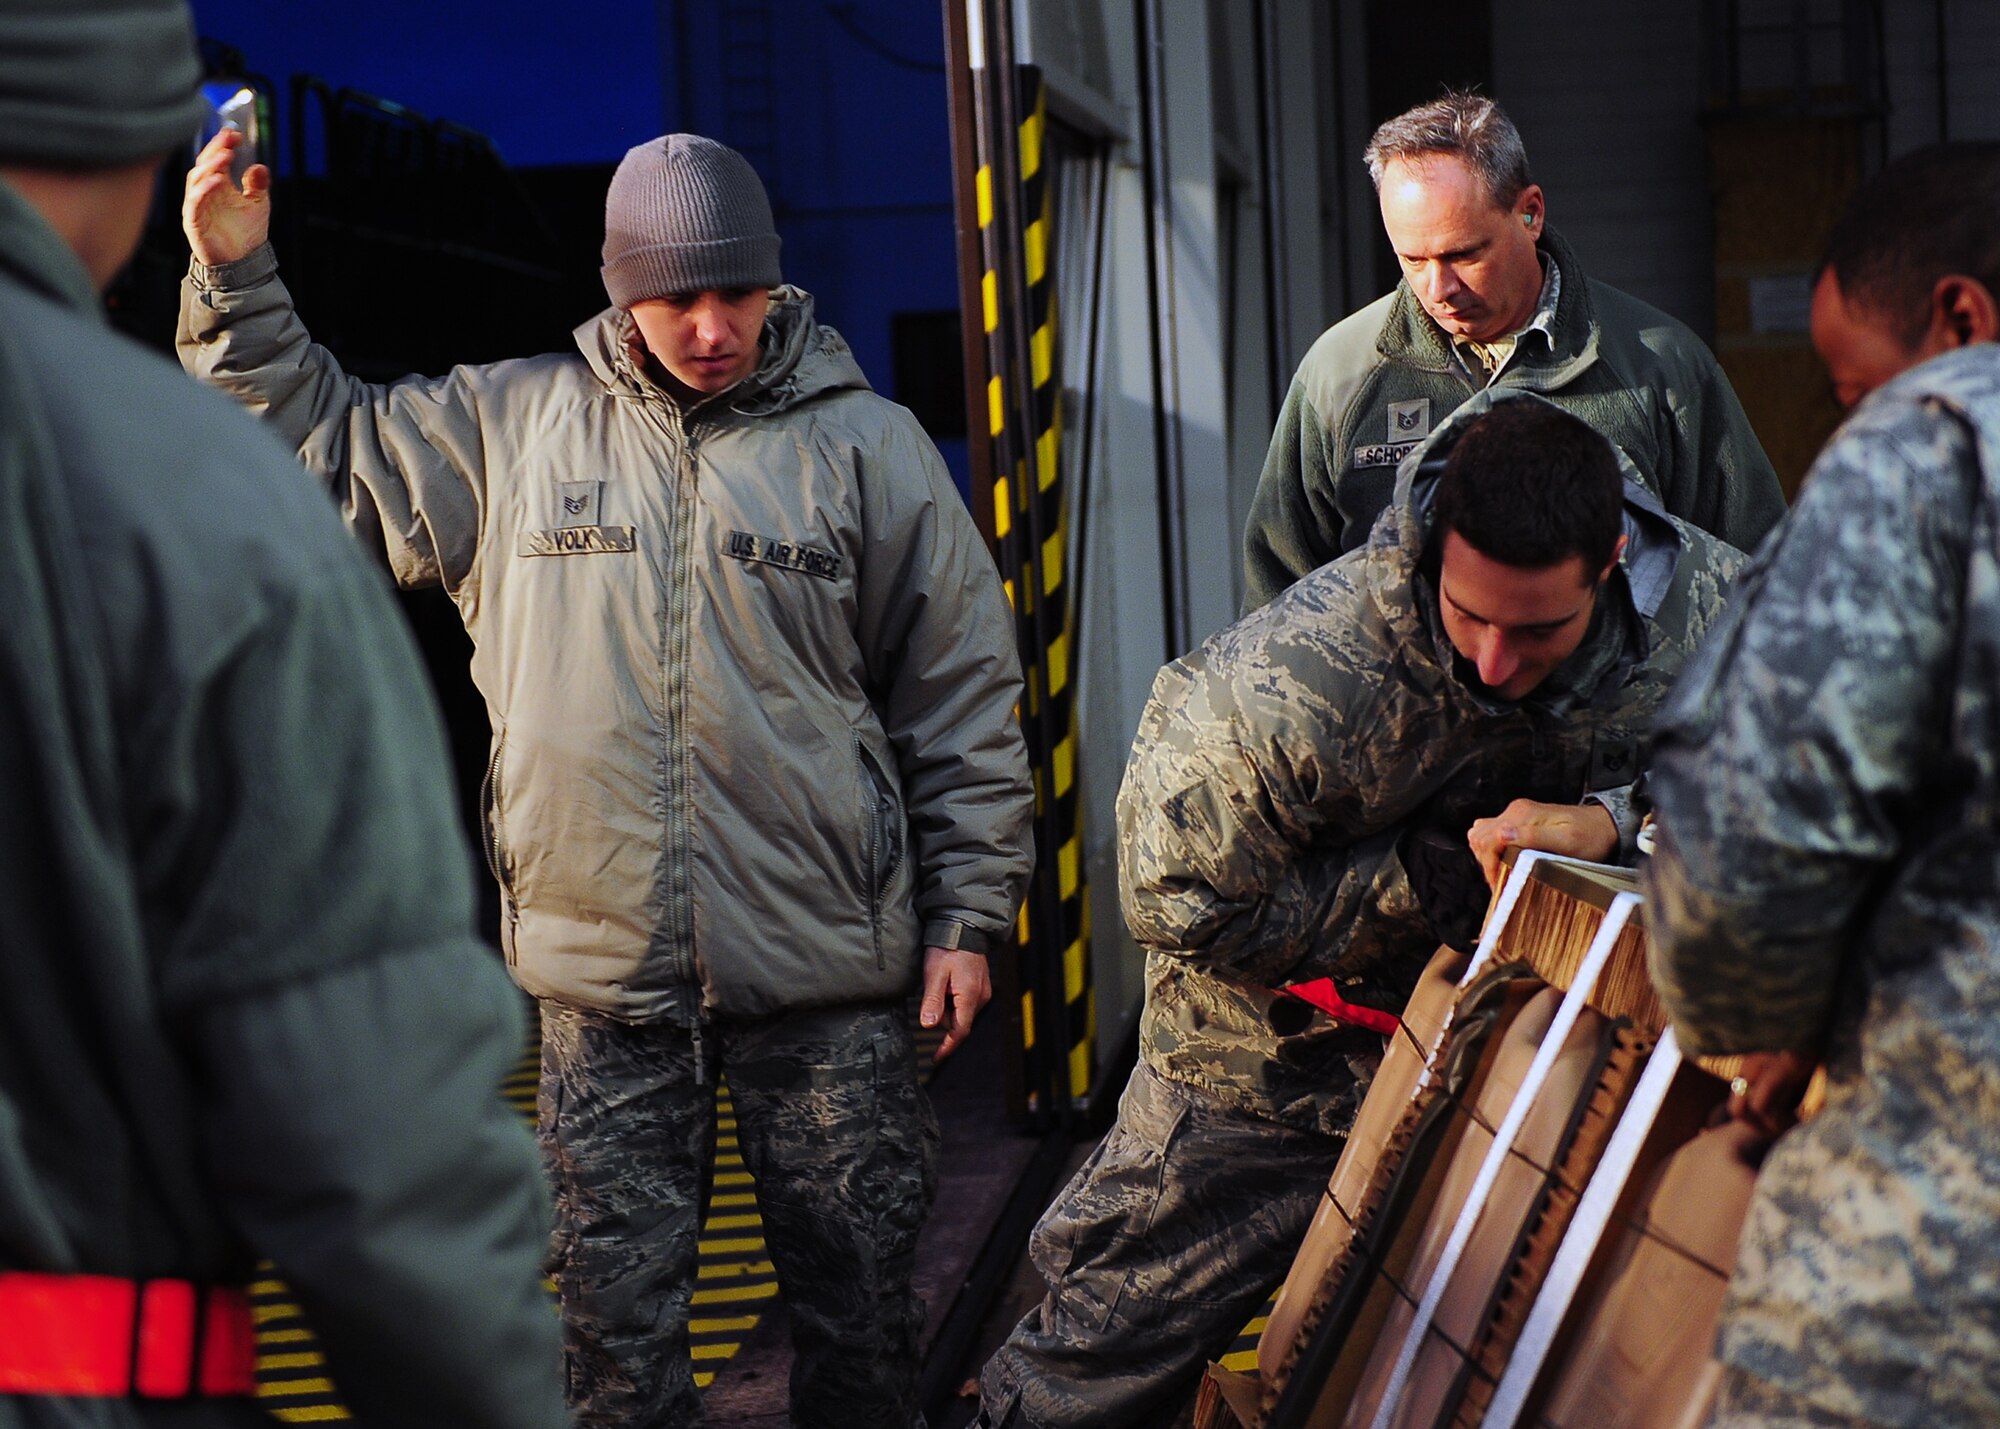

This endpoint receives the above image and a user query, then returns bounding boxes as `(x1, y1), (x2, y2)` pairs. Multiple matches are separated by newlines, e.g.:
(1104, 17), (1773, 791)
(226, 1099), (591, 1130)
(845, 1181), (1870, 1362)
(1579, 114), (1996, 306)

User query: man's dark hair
(1363, 90), (1532, 208)
(1434, 401), (1624, 573)
(1820, 142), (2000, 348)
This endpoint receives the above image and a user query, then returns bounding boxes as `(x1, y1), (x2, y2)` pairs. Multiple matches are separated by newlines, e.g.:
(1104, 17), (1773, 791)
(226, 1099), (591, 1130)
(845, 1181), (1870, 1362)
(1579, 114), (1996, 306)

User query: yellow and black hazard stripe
(968, 53), (1094, 1114)
(1219, 1293), (1280, 1378)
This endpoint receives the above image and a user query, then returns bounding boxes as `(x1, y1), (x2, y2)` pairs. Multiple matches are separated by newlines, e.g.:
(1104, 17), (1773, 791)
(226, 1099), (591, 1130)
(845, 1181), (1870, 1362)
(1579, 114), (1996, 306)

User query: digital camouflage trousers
(539, 998), (939, 1429)
(1709, 1365), (1892, 1429)
(977, 1063), (1345, 1428)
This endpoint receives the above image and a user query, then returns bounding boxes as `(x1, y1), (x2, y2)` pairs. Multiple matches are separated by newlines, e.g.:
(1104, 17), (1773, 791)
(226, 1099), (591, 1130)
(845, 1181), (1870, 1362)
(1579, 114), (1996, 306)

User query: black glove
(1398, 825), (1489, 953)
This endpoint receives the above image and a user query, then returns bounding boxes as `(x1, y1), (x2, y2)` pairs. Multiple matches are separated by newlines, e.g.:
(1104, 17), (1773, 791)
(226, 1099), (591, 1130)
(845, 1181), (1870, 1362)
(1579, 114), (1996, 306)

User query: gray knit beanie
(0, 0), (210, 168)
(602, 134), (782, 307)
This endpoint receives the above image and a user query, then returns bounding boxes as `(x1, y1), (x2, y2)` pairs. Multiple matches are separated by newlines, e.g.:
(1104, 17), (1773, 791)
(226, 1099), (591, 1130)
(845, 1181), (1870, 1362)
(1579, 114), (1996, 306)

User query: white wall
(1021, 0), (1331, 1078)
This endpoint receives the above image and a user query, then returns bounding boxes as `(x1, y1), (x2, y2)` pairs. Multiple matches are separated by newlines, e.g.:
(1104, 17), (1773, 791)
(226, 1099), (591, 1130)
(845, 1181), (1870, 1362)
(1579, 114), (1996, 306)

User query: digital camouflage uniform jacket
(180, 249), (1032, 1024)
(1241, 227), (1783, 609)
(1645, 346), (2000, 1428)
(1120, 389), (1746, 1137)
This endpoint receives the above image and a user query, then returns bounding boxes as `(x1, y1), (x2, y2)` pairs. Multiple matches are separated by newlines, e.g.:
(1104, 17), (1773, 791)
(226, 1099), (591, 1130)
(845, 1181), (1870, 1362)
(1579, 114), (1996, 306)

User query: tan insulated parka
(179, 247), (1033, 1023)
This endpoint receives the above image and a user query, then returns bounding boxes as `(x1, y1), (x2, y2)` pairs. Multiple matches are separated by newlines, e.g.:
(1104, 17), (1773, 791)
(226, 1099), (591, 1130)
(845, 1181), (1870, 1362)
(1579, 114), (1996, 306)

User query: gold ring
(1729, 1075), (1750, 1098)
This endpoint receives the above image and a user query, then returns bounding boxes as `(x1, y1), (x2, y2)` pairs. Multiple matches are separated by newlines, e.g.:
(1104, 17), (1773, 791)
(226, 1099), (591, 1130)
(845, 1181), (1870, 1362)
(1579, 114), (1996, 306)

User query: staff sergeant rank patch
(518, 525), (638, 556)
(1387, 398), (1431, 439)
(1354, 399), (1433, 469)
(722, 529), (843, 581)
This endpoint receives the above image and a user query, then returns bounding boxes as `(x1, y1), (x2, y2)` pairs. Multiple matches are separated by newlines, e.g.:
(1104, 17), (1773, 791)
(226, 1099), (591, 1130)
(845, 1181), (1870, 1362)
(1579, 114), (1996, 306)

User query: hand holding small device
(194, 82), (260, 185)
(183, 85), (272, 267)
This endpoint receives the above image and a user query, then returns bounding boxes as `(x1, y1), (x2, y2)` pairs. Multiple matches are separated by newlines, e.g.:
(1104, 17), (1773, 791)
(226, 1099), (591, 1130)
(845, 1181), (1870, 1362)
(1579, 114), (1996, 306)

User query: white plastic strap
(1482, 1025), (1685, 1429)
(1367, 890), (1640, 1429)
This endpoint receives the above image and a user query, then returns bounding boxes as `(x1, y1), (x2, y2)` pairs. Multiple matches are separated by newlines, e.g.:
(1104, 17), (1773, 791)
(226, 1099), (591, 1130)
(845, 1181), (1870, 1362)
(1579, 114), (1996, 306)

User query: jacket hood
(1364, 386), (1684, 711)
(574, 283), (871, 413)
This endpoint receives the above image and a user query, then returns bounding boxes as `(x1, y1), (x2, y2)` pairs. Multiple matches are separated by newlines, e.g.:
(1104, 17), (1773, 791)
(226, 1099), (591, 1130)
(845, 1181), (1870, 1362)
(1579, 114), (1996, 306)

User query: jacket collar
(0, 178), (101, 317)
(576, 284), (870, 416)
(1374, 225), (1602, 389)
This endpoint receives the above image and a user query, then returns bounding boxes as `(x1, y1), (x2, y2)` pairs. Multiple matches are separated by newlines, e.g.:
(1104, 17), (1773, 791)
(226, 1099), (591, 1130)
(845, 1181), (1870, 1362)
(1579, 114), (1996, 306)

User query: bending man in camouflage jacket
(1646, 143), (2000, 1429)
(977, 392), (1745, 1427)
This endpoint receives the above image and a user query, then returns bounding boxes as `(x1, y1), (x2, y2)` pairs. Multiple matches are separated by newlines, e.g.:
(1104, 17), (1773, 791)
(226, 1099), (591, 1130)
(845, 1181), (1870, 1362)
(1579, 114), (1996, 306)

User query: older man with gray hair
(1242, 89), (1784, 608)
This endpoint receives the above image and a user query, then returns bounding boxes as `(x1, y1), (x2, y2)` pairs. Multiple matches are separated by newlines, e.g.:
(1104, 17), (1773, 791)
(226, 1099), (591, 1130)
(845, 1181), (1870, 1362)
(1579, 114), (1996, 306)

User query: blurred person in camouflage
(1241, 90), (1783, 611)
(1645, 142), (2000, 1429)
(177, 112), (1033, 1428)
(0, 1), (561, 1424)
(976, 392), (1746, 1427)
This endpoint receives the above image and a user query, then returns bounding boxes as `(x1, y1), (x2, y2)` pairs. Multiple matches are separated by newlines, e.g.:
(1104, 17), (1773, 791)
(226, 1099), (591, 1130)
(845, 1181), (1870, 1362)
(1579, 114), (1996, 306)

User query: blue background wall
(187, 0), (670, 168)
(186, 0), (964, 468)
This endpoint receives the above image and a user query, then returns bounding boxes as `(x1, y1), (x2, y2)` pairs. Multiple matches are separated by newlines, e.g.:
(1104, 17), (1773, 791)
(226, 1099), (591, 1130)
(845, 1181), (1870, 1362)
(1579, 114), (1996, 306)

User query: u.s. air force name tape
(720, 529), (843, 581)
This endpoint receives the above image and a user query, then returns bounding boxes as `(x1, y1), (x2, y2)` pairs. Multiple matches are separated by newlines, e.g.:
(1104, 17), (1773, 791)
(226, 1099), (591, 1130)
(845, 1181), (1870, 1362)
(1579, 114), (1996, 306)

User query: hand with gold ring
(1725, 1051), (1814, 1138)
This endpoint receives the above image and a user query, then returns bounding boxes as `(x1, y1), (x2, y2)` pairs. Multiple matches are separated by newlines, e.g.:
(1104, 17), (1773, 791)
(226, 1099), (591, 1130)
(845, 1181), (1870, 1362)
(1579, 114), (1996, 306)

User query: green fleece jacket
(1242, 228), (1783, 610)
(0, 180), (560, 1429)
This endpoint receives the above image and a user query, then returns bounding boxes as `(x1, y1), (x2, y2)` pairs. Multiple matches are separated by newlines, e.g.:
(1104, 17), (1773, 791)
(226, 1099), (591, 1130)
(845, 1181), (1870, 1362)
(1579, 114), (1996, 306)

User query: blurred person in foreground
(0, 1), (562, 1425)
(1645, 142), (2000, 1429)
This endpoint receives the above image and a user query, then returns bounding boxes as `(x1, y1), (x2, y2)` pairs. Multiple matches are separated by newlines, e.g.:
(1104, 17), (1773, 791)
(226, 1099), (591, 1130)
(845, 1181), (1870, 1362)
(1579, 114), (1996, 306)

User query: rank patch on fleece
(1387, 398), (1431, 440)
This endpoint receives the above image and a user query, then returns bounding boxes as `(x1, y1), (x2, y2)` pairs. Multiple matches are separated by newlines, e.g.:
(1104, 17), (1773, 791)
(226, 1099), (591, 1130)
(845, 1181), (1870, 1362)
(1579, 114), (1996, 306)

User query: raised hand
(182, 127), (272, 267)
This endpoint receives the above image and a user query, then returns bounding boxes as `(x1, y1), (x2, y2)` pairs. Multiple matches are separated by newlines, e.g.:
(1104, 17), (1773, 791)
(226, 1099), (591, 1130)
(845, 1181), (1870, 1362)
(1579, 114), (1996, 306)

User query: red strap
(0, 1271), (256, 1397)
(1278, 978), (1402, 1036)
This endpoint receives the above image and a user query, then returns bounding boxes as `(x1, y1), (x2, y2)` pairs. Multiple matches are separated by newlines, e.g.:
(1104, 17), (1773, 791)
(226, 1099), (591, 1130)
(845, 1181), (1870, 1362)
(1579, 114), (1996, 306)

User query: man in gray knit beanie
(600, 133), (786, 399)
(588, 134), (784, 404)
(181, 118), (1032, 1429)
(603, 134), (782, 305)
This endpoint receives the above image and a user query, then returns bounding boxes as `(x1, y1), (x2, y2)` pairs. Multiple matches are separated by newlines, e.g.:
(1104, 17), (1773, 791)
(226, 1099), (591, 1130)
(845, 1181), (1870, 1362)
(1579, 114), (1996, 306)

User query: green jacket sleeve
(851, 408), (1034, 953)
(1241, 377), (1348, 613)
(191, 951), (562, 1429)
(119, 466), (560, 1423)
(177, 244), (488, 595)
(1661, 336), (1788, 553)
(1643, 416), (1972, 1057)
